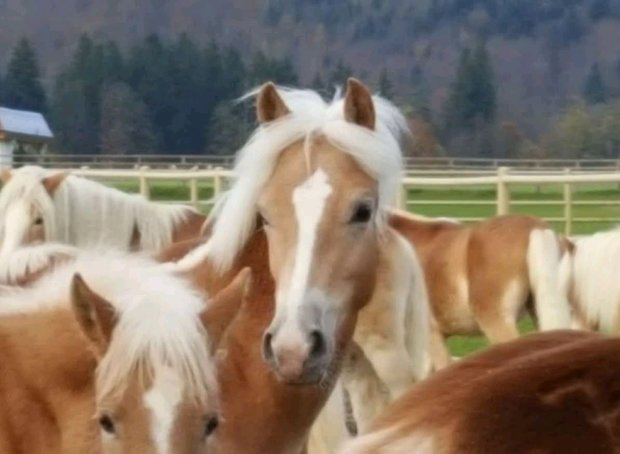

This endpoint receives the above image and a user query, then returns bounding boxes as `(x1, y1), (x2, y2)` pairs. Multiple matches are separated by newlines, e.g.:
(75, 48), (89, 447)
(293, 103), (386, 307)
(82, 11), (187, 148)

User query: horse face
(96, 368), (219, 454)
(69, 269), (253, 454)
(0, 170), (65, 260)
(258, 139), (380, 385)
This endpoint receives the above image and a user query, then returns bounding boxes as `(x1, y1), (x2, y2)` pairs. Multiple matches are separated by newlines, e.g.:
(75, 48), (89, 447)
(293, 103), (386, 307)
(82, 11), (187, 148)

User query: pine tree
(326, 60), (354, 89)
(3, 38), (47, 112)
(444, 43), (497, 131)
(100, 83), (157, 155)
(206, 102), (252, 156)
(583, 63), (606, 104)
(377, 69), (395, 100)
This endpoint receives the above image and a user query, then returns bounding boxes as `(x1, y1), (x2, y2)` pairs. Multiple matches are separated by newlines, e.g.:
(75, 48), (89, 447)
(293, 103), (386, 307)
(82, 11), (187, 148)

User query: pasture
(99, 177), (620, 357)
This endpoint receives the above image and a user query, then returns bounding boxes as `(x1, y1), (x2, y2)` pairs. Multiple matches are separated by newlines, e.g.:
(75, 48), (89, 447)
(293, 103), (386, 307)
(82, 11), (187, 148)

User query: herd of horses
(0, 79), (620, 453)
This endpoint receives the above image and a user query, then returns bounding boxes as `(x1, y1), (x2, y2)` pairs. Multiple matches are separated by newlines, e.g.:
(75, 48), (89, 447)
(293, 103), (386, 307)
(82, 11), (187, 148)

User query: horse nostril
(309, 330), (326, 358)
(262, 331), (275, 362)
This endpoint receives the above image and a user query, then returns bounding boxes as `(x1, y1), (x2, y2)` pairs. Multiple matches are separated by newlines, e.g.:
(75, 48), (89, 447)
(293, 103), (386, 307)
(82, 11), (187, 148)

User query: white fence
(71, 166), (620, 236)
(14, 153), (620, 171)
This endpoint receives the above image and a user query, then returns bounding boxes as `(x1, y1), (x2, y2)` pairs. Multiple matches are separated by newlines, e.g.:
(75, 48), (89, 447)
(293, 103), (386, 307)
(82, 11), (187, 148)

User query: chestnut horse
(167, 79), (436, 450)
(0, 165), (206, 282)
(342, 329), (620, 453)
(0, 249), (248, 453)
(390, 210), (572, 342)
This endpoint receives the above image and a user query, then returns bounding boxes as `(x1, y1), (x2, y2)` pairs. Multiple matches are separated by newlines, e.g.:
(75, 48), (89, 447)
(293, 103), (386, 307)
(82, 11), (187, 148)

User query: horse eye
(98, 414), (115, 434)
(33, 217), (43, 226)
(204, 415), (219, 438)
(349, 203), (373, 224)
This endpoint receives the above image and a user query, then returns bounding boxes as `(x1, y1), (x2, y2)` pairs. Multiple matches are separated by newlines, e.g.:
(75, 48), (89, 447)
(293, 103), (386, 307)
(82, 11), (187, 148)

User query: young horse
(0, 165), (206, 282)
(559, 227), (620, 332)
(0, 249), (248, 453)
(390, 210), (572, 342)
(341, 329), (620, 453)
(167, 79), (435, 450)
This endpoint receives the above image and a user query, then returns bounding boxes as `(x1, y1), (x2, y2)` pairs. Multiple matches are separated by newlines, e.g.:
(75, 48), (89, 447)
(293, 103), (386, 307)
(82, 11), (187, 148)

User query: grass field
(105, 177), (620, 357)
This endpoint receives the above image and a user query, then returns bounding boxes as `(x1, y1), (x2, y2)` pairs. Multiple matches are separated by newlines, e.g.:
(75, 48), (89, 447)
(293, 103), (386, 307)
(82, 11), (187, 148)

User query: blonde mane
(0, 249), (214, 404)
(0, 166), (192, 251)
(180, 86), (408, 273)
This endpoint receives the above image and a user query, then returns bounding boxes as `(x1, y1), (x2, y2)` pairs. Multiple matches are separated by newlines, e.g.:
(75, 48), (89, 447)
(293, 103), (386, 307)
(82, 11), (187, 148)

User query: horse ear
(200, 267), (252, 353)
(42, 172), (68, 195)
(344, 78), (376, 130)
(256, 82), (290, 124)
(70, 273), (117, 355)
(0, 168), (11, 184)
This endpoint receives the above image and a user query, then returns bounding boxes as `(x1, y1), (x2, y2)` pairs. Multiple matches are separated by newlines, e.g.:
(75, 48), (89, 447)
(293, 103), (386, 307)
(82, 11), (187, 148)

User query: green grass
(447, 318), (536, 357)
(109, 179), (620, 357)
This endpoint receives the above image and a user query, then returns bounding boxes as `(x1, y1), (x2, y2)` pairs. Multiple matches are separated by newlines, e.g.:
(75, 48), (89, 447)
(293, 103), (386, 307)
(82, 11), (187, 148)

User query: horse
(341, 329), (620, 453)
(165, 79), (437, 451)
(559, 227), (620, 332)
(0, 165), (206, 282)
(390, 210), (572, 343)
(0, 248), (248, 453)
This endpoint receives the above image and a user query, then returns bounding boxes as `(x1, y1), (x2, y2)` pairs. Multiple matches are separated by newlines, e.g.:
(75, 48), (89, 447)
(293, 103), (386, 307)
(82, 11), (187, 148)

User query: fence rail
(10, 154), (620, 171)
(46, 166), (620, 236)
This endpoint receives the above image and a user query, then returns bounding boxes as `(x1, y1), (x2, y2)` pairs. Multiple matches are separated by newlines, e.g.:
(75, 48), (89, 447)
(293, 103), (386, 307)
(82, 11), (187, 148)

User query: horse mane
(192, 85), (408, 273)
(0, 242), (79, 284)
(0, 166), (193, 251)
(0, 249), (214, 404)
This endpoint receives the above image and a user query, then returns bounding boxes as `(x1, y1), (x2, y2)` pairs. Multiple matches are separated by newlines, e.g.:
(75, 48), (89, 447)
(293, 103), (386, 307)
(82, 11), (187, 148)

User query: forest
(2, 0), (620, 158)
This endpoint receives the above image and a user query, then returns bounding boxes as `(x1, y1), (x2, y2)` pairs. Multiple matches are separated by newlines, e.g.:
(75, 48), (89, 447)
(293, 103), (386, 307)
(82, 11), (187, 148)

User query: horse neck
(0, 309), (98, 452)
(204, 231), (332, 453)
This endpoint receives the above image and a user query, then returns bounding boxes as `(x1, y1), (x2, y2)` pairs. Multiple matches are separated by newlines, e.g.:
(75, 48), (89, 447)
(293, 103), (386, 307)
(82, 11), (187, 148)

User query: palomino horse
(0, 165), (206, 282)
(341, 329), (620, 453)
(559, 227), (620, 332)
(0, 249), (248, 453)
(390, 210), (572, 342)
(167, 79), (435, 449)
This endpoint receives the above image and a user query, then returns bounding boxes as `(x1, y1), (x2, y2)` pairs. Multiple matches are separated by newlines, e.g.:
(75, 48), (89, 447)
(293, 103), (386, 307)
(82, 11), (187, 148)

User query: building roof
(0, 107), (53, 140)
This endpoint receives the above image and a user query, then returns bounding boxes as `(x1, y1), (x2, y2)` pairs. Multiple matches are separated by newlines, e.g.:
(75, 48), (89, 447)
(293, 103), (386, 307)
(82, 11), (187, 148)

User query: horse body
(0, 249), (242, 453)
(560, 227), (620, 332)
(391, 211), (571, 342)
(342, 330), (620, 454)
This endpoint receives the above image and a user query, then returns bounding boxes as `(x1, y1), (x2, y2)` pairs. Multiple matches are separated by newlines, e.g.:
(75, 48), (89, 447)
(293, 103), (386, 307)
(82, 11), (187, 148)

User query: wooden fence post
(563, 168), (573, 236)
(395, 182), (407, 210)
(139, 166), (150, 199)
(496, 167), (510, 215)
(213, 167), (224, 199)
(189, 178), (199, 209)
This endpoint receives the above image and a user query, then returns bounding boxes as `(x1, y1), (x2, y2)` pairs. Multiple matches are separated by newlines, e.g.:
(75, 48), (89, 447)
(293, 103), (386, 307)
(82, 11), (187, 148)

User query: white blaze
(143, 366), (184, 454)
(276, 169), (332, 334)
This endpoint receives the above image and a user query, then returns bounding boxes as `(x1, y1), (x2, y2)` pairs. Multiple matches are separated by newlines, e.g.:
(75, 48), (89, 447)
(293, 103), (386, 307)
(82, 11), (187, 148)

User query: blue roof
(0, 107), (53, 139)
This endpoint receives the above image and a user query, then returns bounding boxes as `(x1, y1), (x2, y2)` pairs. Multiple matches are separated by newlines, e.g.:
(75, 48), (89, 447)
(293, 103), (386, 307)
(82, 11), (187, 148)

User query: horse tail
(527, 228), (572, 330)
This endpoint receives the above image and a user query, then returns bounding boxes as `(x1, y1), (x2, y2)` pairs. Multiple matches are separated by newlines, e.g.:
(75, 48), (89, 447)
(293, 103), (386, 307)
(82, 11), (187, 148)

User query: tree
(443, 43), (497, 131)
(100, 83), (157, 155)
(50, 76), (96, 153)
(326, 60), (354, 89)
(589, 0), (611, 21)
(377, 69), (395, 100)
(3, 38), (47, 112)
(206, 102), (252, 156)
(583, 63), (606, 104)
